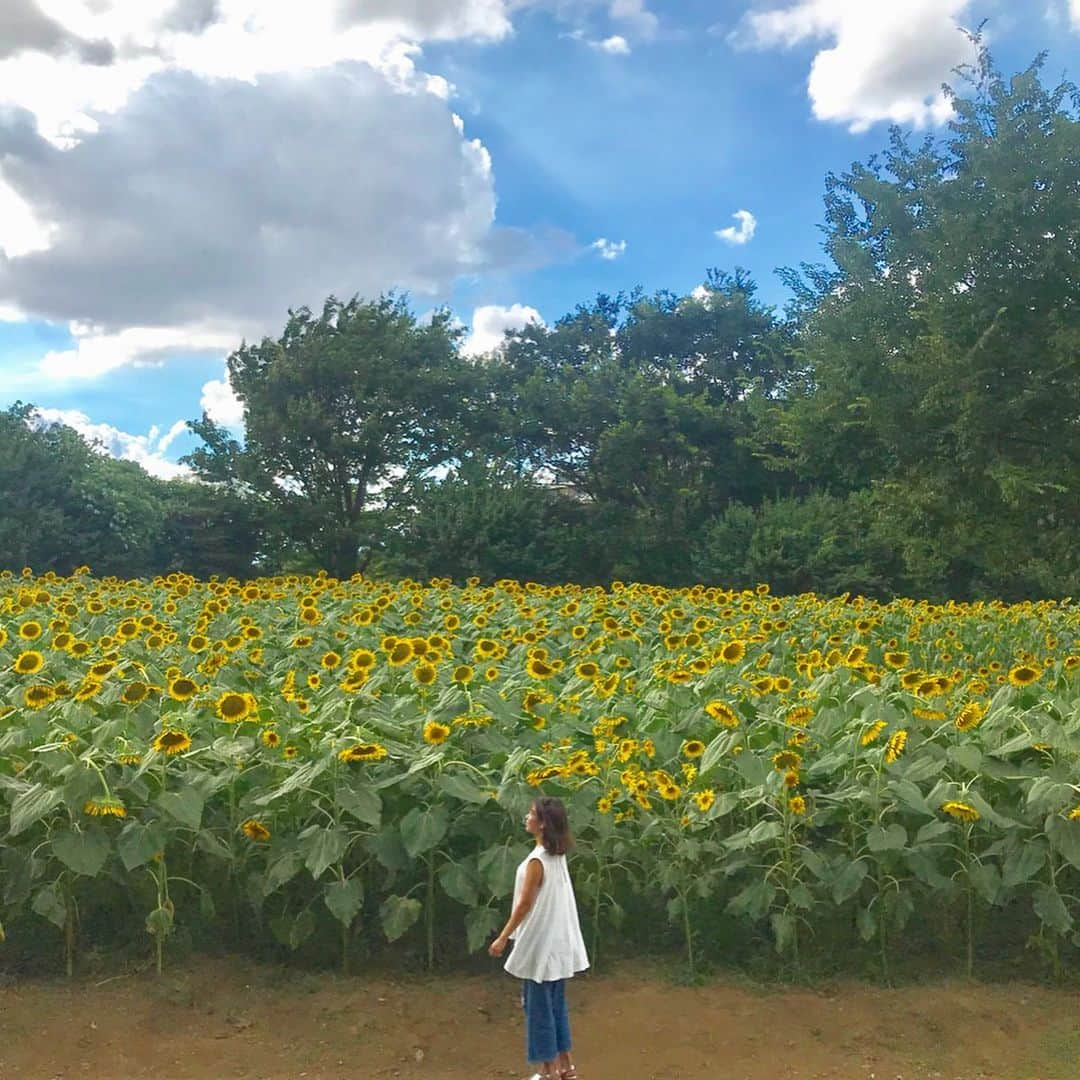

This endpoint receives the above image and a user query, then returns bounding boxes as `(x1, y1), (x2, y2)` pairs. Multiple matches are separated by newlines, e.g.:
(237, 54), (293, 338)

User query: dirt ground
(0, 958), (1077, 1080)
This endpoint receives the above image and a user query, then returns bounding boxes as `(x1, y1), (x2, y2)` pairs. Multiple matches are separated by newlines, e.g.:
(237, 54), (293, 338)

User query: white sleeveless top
(505, 844), (590, 983)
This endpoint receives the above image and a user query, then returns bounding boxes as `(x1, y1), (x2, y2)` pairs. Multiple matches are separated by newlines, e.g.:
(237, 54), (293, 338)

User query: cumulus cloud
(716, 209), (756, 245)
(591, 237), (627, 260)
(0, 2), (573, 383)
(608, 0), (658, 39)
(199, 367), (245, 428)
(595, 34), (630, 54)
(462, 303), (544, 355)
(32, 406), (192, 479)
(732, 0), (978, 132)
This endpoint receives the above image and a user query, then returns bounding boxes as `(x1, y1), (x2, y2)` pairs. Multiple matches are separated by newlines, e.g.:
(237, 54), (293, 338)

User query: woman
(489, 795), (590, 1080)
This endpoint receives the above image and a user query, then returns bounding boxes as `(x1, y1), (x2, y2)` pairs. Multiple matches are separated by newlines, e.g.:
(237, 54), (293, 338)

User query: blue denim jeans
(521, 978), (572, 1064)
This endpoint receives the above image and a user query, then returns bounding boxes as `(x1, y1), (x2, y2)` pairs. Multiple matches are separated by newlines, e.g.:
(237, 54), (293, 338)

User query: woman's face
(523, 804), (540, 836)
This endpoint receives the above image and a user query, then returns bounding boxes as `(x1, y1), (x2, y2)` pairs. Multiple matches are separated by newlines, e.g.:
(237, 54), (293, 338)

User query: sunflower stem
(426, 854), (436, 972)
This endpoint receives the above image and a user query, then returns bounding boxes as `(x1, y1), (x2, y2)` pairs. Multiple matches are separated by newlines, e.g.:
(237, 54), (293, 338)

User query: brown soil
(0, 959), (1076, 1080)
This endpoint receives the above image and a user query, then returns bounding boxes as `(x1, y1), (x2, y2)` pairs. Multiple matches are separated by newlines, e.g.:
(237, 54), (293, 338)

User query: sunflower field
(1, 567), (1079, 980)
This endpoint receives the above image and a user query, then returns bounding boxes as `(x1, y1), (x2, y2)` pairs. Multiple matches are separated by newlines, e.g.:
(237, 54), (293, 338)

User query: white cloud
(609, 0), (658, 39)
(39, 324), (235, 381)
(596, 34), (630, 54)
(732, 0), (978, 132)
(0, 2), (571, 384)
(1071, 0), (1080, 28)
(199, 367), (245, 429)
(32, 406), (193, 479)
(716, 209), (756, 245)
(591, 237), (627, 260)
(462, 303), (544, 355)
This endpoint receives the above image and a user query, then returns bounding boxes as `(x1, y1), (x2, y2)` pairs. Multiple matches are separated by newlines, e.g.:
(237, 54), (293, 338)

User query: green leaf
(771, 910), (797, 954)
(867, 823), (907, 853)
(196, 830), (233, 861)
(400, 804), (449, 858)
(914, 820), (951, 845)
(117, 821), (167, 871)
(270, 909), (316, 950)
(9, 783), (63, 837)
(32, 882), (67, 928)
(324, 878), (364, 927)
(145, 905), (174, 938)
(334, 784), (382, 827)
(968, 861), (1002, 906)
(380, 895), (422, 942)
(438, 771), (491, 805)
(156, 786), (204, 830)
(947, 745), (984, 774)
(1032, 884), (1073, 935)
(856, 905), (876, 942)
(726, 879), (775, 920)
(1046, 815), (1080, 871)
(1026, 778), (1073, 815)
(263, 850), (304, 895)
(51, 829), (110, 877)
(438, 860), (479, 907)
(255, 760), (328, 806)
(299, 826), (349, 880)
(478, 843), (519, 898)
(832, 859), (868, 904)
(698, 730), (740, 776)
(733, 751), (770, 788)
(726, 820), (782, 851)
(367, 829), (411, 871)
(887, 778), (932, 817)
(465, 907), (502, 953)
(1001, 841), (1046, 889)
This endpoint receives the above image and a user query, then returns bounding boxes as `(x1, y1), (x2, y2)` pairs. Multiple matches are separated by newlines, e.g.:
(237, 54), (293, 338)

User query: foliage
(0, 568), (1078, 982)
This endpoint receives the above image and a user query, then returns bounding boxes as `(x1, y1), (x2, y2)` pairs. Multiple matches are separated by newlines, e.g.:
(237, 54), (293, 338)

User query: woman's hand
(488, 934), (508, 957)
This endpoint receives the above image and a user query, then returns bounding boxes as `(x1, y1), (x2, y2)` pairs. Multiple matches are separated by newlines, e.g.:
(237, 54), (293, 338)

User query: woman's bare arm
(488, 858), (544, 956)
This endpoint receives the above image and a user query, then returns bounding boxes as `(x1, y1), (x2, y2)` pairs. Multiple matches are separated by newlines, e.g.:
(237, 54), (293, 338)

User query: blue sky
(0, 0), (1077, 476)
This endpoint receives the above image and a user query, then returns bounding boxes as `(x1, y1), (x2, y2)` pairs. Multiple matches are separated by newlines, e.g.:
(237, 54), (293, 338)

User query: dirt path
(0, 959), (1076, 1080)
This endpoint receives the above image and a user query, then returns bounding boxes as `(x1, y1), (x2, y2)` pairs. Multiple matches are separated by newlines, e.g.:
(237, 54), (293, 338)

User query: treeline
(4, 49), (1078, 599)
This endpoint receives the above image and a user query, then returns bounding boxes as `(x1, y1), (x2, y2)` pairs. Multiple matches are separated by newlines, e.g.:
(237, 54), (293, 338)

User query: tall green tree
(183, 295), (484, 577)
(766, 45), (1080, 597)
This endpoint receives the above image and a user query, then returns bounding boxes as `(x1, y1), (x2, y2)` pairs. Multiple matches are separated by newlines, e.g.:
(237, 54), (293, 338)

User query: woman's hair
(533, 795), (573, 855)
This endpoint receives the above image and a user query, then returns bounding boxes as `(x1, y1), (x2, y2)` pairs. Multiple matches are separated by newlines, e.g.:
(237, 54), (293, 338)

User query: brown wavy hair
(533, 795), (573, 855)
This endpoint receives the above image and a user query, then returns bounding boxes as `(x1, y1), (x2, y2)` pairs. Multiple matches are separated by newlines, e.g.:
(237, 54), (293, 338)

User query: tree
(768, 44), (1080, 597)
(182, 294), (484, 577)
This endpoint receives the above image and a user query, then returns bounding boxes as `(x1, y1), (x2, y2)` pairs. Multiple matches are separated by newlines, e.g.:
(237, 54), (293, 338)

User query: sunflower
(168, 676), (200, 702)
(883, 651), (910, 669)
(83, 796), (126, 818)
(320, 651), (342, 670)
(152, 728), (192, 756)
(526, 657), (557, 679)
(788, 795), (807, 815)
(283, 744), (299, 759)
(704, 700), (739, 727)
(1007, 664), (1040, 688)
(575, 661), (600, 679)
(387, 640), (414, 666)
(215, 691), (252, 722)
(783, 769), (800, 788)
(120, 681), (150, 706)
(682, 739), (706, 759)
(13, 650), (45, 675)
(338, 742), (388, 763)
(954, 702), (986, 732)
(18, 620), (43, 641)
(718, 640), (746, 664)
(772, 750), (802, 772)
(261, 729), (281, 748)
(241, 819), (271, 842)
(885, 730), (908, 763)
(423, 721), (452, 745)
(349, 649), (377, 671)
(860, 720), (888, 746)
(596, 795), (614, 814)
(451, 664), (474, 684)
(24, 684), (56, 709)
(1068, 806), (1080, 821)
(941, 800), (980, 822)
(187, 634), (210, 652)
(693, 789), (716, 812)
(414, 662), (438, 686)
(785, 705), (813, 726)
(912, 707), (947, 721)
(73, 678), (103, 702)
